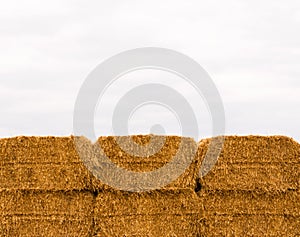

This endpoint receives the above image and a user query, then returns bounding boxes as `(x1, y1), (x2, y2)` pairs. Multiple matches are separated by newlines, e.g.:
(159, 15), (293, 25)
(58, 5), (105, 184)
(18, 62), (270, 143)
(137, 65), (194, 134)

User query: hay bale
(197, 190), (300, 216)
(203, 214), (300, 236)
(200, 162), (299, 191)
(197, 136), (300, 236)
(199, 136), (300, 191)
(95, 215), (206, 237)
(4, 216), (93, 237)
(0, 163), (93, 191)
(0, 136), (83, 164)
(94, 189), (205, 236)
(0, 191), (94, 236)
(0, 136), (94, 191)
(0, 190), (94, 216)
(91, 135), (200, 191)
(204, 136), (300, 164)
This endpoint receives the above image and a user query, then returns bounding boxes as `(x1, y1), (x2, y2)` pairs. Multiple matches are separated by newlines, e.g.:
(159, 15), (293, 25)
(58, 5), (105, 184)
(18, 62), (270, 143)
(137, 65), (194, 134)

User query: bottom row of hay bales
(1, 189), (299, 236)
(0, 189), (204, 236)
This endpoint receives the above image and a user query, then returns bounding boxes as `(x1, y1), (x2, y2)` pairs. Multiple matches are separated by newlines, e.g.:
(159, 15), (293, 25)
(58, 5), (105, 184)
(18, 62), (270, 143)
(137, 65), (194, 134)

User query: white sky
(0, 0), (299, 141)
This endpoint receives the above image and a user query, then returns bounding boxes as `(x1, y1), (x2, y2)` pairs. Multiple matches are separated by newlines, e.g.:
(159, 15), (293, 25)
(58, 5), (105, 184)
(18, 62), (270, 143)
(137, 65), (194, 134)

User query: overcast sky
(0, 0), (299, 142)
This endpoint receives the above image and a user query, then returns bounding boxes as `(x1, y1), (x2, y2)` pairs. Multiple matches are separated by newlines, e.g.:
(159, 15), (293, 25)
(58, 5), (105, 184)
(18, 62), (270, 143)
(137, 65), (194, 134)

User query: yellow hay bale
(0, 136), (82, 164)
(0, 136), (94, 191)
(3, 216), (93, 237)
(204, 136), (300, 164)
(203, 214), (300, 236)
(0, 163), (92, 191)
(200, 162), (299, 191)
(94, 189), (204, 236)
(95, 215), (206, 237)
(0, 191), (94, 236)
(0, 190), (94, 216)
(197, 190), (300, 216)
(91, 135), (200, 190)
(199, 136), (300, 191)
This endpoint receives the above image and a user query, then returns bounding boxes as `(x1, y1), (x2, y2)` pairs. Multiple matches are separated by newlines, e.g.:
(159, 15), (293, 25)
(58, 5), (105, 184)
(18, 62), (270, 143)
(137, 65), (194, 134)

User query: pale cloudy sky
(0, 0), (299, 141)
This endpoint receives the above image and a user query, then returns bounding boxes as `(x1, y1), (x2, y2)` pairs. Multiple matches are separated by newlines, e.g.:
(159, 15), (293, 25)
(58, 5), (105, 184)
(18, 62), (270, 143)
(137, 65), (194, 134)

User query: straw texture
(0, 135), (299, 236)
(199, 136), (300, 192)
(0, 190), (94, 236)
(0, 136), (93, 191)
(198, 136), (300, 236)
(91, 135), (200, 190)
(94, 189), (204, 236)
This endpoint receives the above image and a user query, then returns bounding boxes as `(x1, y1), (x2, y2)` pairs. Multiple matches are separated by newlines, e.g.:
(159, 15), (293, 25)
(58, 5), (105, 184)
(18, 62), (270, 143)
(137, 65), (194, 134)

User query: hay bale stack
(0, 136), (95, 236)
(0, 135), (201, 236)
(91, 135), (204, 235)
(198, 136), (300, 236)
(0, 135), (299, 236)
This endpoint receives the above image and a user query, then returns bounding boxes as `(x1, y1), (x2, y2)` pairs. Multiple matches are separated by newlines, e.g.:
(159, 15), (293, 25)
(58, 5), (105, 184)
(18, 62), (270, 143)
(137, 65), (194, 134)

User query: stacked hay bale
(94, 189), (204, 236)
(198, 136), (300, 236)
(0, 135), (299, 236)
(93, 135), (205, 236)
(0, 136), (95, 236)
(0, 135), (204, 236)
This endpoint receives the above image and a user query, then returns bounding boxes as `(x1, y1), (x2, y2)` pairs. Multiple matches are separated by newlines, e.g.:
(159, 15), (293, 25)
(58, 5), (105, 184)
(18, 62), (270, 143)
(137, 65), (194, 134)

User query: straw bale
(0, 136), (95, 191)
(200, 162), (299, 191)
(203, 214), (300, 236)
(0, 191), (94, 236)
(202, 135), (300, 164)
(94, 189), (205, 236)
(0, 190), (94, 216)
(0, 163), (92, 191)
(3, 216), (93, 237)
(0, 136), (83, 164)
(96, 135), (179, 166)
(198, 136), (300, 192)
(95, 215), (206, 237)
(95, 189), (203, 216)
(198, 190), (300, 216)
(91, 135), (200, 190)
